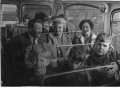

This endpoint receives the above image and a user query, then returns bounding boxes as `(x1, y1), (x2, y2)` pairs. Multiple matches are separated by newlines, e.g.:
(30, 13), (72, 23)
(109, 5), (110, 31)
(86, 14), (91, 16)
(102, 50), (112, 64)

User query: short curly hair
(34, 11), (46, 22)
(53, 18), (66, 31)
(69, 46), (87, 62)
(79, 19), (94, 30)
(95, 33), (112, 44)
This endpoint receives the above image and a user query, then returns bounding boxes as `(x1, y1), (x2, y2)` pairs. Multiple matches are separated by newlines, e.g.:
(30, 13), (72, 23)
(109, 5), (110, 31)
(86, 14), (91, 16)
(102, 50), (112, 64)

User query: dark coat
(48, 33), (72, 57)
(85, 49), (120, 86)
(12, 32), (48, 72)
(20, 67), (58, 86)
(13, 32), (48, 51)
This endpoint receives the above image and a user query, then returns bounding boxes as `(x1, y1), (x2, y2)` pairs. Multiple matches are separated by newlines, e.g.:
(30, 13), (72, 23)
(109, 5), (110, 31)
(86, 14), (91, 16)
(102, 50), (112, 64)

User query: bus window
(65, 4), (104, 35)
(1, 4), (17, 25)
(22, 4), (51, 21)
(111, 10), (120, 53)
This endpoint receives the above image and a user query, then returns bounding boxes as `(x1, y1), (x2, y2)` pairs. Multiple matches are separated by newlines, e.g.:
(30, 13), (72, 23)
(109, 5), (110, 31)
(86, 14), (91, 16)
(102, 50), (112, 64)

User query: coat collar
(77, 32), (96, 44)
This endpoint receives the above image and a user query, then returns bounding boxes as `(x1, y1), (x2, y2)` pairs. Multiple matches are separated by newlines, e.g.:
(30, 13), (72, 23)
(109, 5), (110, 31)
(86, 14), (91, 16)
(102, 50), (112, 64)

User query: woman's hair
(31, 47), (51, 60)
(23, 14), (30, 22)
(69, 46), (87, 62)
(28, 19), (43, 28)
(53, 18), (66, 31)
(43, 17), (52, 24)
(34, 11), (47, 22)
(79, 19), (94, 30)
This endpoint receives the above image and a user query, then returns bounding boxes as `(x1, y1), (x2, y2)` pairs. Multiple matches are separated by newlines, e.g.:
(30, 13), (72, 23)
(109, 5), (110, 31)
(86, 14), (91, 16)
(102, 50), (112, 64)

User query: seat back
(13, 26), (28, 37)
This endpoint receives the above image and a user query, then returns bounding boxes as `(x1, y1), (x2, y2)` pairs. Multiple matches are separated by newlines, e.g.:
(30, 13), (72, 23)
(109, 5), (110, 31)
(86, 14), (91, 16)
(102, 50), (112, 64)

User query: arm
(106, 51), (120, 77)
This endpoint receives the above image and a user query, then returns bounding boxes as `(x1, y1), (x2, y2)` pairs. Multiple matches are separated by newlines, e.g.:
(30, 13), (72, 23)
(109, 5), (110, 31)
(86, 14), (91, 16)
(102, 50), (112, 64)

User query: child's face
(31, 54), (49, 70)
(94, 41), (110, 55)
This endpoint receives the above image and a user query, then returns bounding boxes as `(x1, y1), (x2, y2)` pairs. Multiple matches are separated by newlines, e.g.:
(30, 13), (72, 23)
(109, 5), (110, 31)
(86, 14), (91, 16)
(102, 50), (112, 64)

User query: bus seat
(5, 24), (15, 39)
(13, 26), (28, 37)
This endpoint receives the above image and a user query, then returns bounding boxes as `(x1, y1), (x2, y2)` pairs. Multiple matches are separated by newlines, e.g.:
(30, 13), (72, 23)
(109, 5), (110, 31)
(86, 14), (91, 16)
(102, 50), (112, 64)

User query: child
(66, 46), (88, 70)
(24, 46), (58, 86)
(85, 33), (120, 86)
(61, 46), (89, 86)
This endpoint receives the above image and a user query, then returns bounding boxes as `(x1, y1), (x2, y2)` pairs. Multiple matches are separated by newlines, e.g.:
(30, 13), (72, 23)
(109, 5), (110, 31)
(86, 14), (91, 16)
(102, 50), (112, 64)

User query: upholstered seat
(13, 26), (28, 37)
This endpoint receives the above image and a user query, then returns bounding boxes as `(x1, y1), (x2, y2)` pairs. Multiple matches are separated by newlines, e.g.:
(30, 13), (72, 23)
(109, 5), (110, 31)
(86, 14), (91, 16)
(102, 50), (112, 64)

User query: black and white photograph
(1, 0), (120, 87)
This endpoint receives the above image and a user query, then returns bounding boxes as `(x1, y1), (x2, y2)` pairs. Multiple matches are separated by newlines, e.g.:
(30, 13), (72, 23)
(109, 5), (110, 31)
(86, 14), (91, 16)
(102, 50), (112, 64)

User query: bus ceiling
(2, 0), (120, 3)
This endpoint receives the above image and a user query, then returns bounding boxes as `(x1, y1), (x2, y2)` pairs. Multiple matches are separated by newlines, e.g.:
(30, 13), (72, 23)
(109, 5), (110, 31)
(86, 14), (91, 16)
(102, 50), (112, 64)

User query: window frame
(111, 8), (120, 23)
(110, 8), (120, 34)
(64, 3), (104, 34)
(21, 4), (52, 21)
(1, 4), (18, 21)
(64, 4), (99, 15)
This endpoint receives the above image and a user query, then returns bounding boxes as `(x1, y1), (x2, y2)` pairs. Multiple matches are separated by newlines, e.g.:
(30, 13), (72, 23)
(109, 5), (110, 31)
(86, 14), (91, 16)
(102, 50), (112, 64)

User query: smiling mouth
(84, 31), (88, 33)
(99, 50), (103, 53)
(36, 32), (41, 34)
(35, 66), (42, 68)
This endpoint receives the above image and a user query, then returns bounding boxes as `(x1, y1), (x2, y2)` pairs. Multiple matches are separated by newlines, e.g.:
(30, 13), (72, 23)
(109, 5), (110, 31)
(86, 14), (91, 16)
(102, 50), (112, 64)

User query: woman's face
(81, 22), (92, 37)
(55, 23), (64, 36)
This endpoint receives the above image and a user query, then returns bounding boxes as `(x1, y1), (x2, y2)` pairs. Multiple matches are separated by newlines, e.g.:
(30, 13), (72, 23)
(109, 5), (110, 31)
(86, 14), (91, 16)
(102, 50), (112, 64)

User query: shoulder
(46, 67), (56, 75)
(63, 33), (71, 39)
(42, 43), (55, 48)
(63, 34), (72, 43)
(42, 43), (56, 51)
(63, 33), (70, 38)
(40, 33), (47, 37)
(91, 32), (97, 39)
(90, 32), (97, 43)
(48, 33), (57, 42)
(85, 52), (94, 66)
(108, 49), (120, 59)
(14, 32), (29, 40)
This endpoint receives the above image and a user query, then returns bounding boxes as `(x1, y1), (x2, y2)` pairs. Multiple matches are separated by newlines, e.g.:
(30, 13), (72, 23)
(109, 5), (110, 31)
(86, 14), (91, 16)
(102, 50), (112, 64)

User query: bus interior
(1, 0), (120, 86)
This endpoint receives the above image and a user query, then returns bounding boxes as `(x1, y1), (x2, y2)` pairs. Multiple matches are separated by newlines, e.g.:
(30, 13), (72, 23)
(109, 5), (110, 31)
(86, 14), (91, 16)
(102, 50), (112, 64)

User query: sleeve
(72, 36), (77, 44)
(12, 36), (22, 59)
(43, 34), (48, 43)
(51, 44), (57, 59)
(24, 45), (33, 68)
(116, 52), (120, 71)
(84, 56), (92, 67)
(48, 34), (54, 45)
(12, 36), (26, 69)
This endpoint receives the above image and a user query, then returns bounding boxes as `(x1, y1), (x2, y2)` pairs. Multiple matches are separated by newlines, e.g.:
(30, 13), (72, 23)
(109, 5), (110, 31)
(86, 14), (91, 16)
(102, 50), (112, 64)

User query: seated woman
(48, 18), (72, 58)
(57, 14), (77, 41)
(72, 19), (97, 53)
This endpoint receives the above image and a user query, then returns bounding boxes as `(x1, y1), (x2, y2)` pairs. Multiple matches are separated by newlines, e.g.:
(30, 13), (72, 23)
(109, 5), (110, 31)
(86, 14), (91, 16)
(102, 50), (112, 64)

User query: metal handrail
(85, 70), (91, 86)
(57, 43), (93, 47)
(42, 65), (113, 86)
(44, 31), (82, 34)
